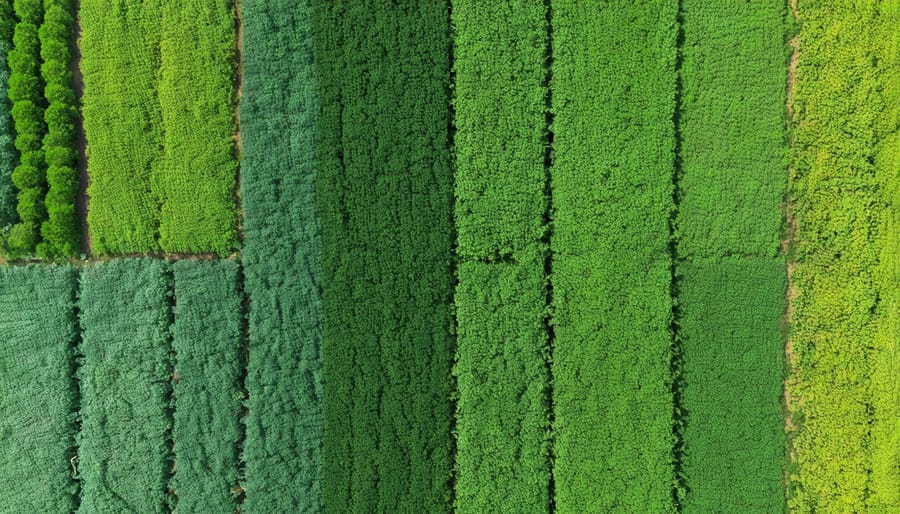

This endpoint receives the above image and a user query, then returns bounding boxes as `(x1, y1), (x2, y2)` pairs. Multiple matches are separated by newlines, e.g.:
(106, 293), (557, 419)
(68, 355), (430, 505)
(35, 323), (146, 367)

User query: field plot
(77, 259), (172, 513)
(81, 0), (237, 255)
(451, 1), (551, 511)
(240, 0), (323, 511)
(314, 1), (455, 511)
(0, 265), (78, 512)
(171, 260), (242, 512)
(676, 2), (787, 511)
(788, 2), (900, 511)
(679, 259), (785, 512)
(550, 2), (678, 511)
(157, 0), (237, 254)
(80, 0), (162, 254)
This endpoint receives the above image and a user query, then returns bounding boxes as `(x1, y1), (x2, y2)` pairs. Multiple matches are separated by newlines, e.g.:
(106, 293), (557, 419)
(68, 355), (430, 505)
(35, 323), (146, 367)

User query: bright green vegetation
(77, 259), (172, 513)
(6, 0), (45, 254)
(38, 0), (78, 258)
(550, 2), (677, 511)
(315, 1), (455, 511)
(171, 260), (242, 512)
(81, 0), (161, 254)
(82, 0), (237, 255)
(452, 1), (550, 511)
(789, 2), (900, 511)
(0, 265), (78, 512)
(240, 0), (323, 511)
(156, 0), (236, 254)
(0, 3), (17, 228)
(677, 2), (787, 511)
(679, 259), (785, 512)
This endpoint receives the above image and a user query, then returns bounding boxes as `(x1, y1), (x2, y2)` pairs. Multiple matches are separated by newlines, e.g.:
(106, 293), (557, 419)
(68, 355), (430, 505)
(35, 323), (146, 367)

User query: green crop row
(156, 0), (237, 254)
(452, 1), (551, 511)
(0, 265), (78, 512)
(0, 3), (17, 228)
(38, 0), (78, 258)
(240, 0), (323, 511)
(5, 0), (45, 255)
(171, 260), (242, 512)
(677, 2), (788, 512)
(81, 0), (237, 255)
(314, 1), (455, 511)
(788, 2), (900, 511)
(550, 2), (678, 511)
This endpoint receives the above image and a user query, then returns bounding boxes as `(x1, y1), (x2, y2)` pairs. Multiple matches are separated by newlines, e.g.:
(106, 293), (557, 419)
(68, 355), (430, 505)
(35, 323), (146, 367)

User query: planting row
(80, 0), (237, 255)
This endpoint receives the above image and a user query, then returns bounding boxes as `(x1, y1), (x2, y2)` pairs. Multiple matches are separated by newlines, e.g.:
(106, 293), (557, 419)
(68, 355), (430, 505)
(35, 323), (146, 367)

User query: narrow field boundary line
(234, 262), (250, 507)
(164, 266), (178, 512)
(542, 0), (556, 512)
(233, 0), (245, 246)
(70, 267), (85, 512)
(71, 0), (90, 256)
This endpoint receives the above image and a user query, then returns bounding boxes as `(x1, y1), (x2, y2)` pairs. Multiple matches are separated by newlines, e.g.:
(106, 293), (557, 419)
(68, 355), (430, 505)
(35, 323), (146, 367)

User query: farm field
(1, 1), (899, 512)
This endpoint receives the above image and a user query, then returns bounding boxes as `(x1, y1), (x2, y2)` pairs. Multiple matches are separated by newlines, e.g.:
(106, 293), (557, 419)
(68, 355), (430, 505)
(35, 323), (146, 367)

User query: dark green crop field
(2, 1), (900, 512)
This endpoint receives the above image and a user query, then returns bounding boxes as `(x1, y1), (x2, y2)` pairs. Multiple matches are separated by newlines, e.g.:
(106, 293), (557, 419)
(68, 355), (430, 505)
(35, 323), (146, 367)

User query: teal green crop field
(2, 1), (900, 512)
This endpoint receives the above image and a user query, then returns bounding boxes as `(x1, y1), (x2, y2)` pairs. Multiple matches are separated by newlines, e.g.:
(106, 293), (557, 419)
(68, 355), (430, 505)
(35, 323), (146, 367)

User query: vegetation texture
(315, 1), (455, 511)
(0, 3), (17, 228)
(550, 2), (678, 511)
(240, 0), (323, 511)
(788, 2), (900, 511)
(171, 260), (242, 512)
(0, 265), (78, 512)
(81, 0), (162, 254)
(77, 259), (172, 513)
(6, 0), (45, 254)
(38, 0), (78, 258)
(677, 2), (787, 512)
(452, 1), (550, 512)
(157, 0), (237, 254)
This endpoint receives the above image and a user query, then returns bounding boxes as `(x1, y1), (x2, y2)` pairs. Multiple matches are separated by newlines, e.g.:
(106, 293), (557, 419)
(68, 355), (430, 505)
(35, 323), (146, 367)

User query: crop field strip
(788, 2), (900, 511)
(240, 0), (323, 510)
(0, 265), (79, 512)
(550, 2), (678, 511)
(451, 1), (551, 511)
(81, 0), (237, 256)
(676, 2), (787, 512)
(315, 1), (456, 511)
(0, 4), (15, 230)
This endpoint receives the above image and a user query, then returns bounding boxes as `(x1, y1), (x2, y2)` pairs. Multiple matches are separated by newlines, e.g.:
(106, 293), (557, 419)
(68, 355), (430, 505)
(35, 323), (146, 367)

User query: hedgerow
(314, 1), (455, 511)
(77, 259), (172, 513)
(156, 0), (237, 254)
(0, 265), (78, 512)
(452, 1), (550, 511)
(240, 0), (323, 511)
(676, 2), (788, 511)
(6, 0), (45, 255)
(550, 2), (677, 511)
(788, 2), (898, 510)
(81, 0), (162, 254)
(37, 0), (77, 258)
(0, 3), (17, 228)
(171, 260), (242, 512)
(679, 258), (786, 512)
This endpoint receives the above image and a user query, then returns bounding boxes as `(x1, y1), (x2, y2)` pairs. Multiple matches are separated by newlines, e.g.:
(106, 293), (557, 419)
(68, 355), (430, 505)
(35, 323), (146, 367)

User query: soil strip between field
(72, 0), (91, 256)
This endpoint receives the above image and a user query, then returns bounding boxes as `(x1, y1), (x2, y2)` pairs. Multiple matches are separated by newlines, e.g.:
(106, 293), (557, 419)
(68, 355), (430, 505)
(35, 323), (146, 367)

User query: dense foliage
(156, 0), (237, 254)
(240, 0), (323, 511)
(77, 259), (172, 513)
(677, 2), (788, 512)
(788, 2), (900, 511)
(451, 1), (551, 511)
(679, 259), (786, 512)
(82, 0), (237, 255)
(0, 3), (17, 228)
(6, 0), (45, 254)
(37, 0), (78, 258)
(81, 0), (161, 253)
(171, 260), (242, 512)
(550, 2), (678, 511)
(0, 265), (78, 512)
(314, 1), (455, 511)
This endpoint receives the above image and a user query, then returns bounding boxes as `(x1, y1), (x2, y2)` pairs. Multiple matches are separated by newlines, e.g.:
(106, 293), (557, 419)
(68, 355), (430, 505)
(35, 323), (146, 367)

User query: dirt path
(71, 0), (91, 256)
